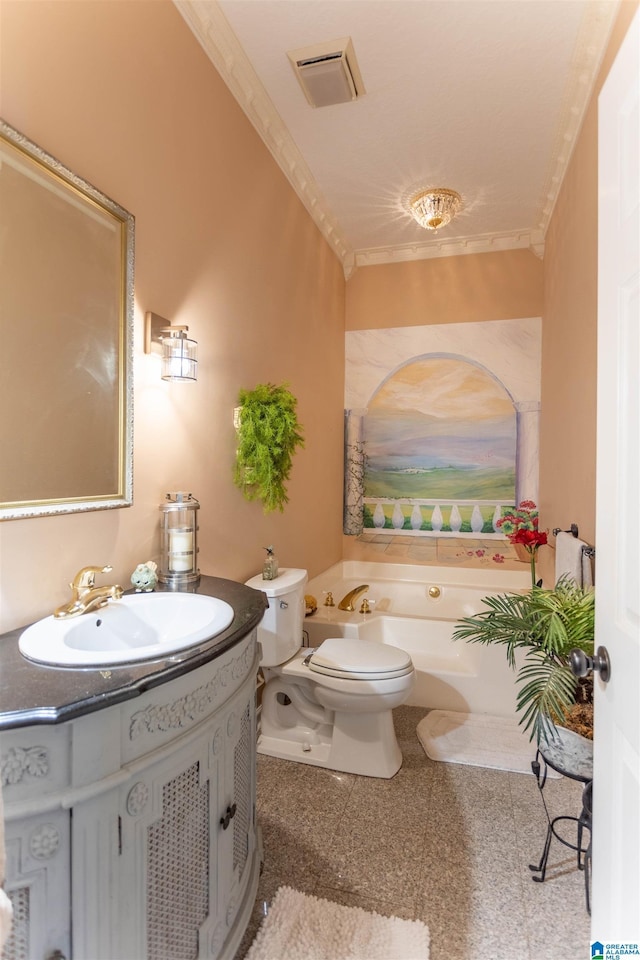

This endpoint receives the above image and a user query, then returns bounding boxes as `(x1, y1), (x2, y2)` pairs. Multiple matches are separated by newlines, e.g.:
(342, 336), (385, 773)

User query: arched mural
(363, 355), (516, 531)
(343, 317), (541, 537)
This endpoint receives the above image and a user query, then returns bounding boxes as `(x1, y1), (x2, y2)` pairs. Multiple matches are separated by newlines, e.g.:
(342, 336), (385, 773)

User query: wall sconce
(144, 311), (198, 381)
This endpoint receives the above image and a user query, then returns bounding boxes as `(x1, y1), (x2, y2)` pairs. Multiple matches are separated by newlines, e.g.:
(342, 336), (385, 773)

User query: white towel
(555, 531), (593, 588)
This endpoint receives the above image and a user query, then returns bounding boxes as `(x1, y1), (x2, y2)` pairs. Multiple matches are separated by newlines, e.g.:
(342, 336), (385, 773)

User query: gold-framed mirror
(0, 120), (134, 520)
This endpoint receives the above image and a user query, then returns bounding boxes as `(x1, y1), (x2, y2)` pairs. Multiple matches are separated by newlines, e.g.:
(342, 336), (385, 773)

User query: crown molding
(174, 0), (356, 278)
(533, 0), (619, 236)
(175, 0), (615, 278)
(356, 229), (545, 268)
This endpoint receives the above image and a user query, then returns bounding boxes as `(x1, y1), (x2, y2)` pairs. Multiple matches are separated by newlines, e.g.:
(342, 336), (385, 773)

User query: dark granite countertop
(0, 576), (267, 731)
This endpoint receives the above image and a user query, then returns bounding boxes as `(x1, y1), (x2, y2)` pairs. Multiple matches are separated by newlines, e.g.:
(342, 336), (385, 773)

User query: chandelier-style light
(409, 188), (462, 231)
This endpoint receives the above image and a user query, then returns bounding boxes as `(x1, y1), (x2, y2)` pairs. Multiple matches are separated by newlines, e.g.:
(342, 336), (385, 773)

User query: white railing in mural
(363, 498), (512, 537)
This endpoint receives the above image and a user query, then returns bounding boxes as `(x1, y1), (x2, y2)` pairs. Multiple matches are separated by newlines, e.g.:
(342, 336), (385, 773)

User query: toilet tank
(245, 568), (308, 667)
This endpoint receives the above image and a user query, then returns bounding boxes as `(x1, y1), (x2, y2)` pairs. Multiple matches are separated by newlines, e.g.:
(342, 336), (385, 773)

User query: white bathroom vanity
(0, 577), (266, 960)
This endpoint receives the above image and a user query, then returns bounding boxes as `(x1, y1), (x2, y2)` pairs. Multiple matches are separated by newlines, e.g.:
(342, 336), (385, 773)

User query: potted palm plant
(452, 507), (595, 744)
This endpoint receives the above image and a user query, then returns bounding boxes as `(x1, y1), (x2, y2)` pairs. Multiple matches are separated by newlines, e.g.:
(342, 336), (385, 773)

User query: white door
(593, 8), (640, 943)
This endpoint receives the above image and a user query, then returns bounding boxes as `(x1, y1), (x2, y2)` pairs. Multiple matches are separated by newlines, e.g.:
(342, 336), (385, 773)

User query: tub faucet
(54, 564), (124, 619)
(337, 584), (369, 612)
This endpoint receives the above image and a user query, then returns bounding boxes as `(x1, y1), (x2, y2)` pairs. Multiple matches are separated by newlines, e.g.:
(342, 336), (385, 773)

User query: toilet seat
(309, 637), (413, 681)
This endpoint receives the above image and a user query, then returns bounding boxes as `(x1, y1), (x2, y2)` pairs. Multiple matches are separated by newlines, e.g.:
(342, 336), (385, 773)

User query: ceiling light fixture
(409, 188), (462, 231)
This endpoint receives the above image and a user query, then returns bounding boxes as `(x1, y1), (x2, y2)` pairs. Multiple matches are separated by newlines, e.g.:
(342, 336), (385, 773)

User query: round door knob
(569, 646), (611, 683)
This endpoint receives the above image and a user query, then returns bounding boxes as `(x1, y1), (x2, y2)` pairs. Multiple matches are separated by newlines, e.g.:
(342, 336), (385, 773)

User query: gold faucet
(54, 564), (124, 619)
(337, 584), (369, 612)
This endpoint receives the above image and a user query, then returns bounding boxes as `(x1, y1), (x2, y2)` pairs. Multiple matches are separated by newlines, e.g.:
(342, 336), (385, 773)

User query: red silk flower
(511, 529), (548, 549)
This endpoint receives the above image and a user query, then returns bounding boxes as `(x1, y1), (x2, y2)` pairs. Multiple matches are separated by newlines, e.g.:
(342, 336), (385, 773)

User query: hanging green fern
(233, 382), (305, 513)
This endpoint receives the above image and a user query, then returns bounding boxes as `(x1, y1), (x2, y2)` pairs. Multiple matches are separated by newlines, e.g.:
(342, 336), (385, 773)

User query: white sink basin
(19, 593), (235, 667)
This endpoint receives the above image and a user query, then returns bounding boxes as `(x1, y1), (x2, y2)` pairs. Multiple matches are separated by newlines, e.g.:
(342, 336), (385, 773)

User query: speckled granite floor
(235, 706), (591, 960)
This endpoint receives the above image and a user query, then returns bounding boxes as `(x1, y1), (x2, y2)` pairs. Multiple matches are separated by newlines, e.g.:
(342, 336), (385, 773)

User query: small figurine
(130, 561), (158, 593)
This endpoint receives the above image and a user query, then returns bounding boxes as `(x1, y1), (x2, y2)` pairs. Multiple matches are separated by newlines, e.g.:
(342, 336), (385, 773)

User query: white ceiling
(176, 0), (619, 276)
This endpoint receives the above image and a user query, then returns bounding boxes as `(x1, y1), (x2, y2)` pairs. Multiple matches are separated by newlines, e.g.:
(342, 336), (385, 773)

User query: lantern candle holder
(158, 491), (200, 587)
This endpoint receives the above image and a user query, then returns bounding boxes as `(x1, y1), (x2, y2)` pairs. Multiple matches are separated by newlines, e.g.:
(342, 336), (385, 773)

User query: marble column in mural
(344, 409), (366, 535)
(515, 400), (540, 506)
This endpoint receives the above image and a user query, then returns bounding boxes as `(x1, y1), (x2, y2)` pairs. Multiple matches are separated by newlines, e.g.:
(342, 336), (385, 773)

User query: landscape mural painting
(344, 318), (541, 536)
(364, 356), (516, 530)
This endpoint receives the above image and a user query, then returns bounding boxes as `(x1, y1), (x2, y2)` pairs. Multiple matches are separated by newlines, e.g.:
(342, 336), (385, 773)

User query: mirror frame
(0, 120), (134, 521)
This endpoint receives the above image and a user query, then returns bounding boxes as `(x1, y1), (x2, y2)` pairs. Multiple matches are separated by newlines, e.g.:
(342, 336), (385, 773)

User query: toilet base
(258, 708), (403, 779)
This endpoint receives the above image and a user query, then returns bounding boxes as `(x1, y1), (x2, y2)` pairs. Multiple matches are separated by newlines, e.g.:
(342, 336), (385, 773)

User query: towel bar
(553, 524), (580, 537)
(552, 525), (595, 559)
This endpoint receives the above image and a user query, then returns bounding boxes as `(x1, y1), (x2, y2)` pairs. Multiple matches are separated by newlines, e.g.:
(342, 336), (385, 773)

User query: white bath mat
(245, 886), (430, 960)
(417, 710), (559, 777)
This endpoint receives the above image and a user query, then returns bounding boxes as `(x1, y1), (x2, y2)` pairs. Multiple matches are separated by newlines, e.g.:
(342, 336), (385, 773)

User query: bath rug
(244, 885), (430, 960)
(416, 709), (560, 777)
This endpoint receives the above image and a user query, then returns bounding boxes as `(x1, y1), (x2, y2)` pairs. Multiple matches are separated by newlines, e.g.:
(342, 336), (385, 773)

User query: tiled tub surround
(305, 562), (530, 716)
(236, 706), (591, 960)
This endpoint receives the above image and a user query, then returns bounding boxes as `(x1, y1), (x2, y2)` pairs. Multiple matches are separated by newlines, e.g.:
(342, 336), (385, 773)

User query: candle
(169, 528), (194, 572)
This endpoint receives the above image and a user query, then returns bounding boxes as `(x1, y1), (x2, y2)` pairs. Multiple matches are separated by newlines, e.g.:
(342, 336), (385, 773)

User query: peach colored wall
(0, 0), (345, 632)
(538, 0), (638, 582)
(346, 249), (543, 329)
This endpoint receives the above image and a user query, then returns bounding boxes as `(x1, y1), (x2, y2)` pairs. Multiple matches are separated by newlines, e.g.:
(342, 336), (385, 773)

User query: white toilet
(246, 568), (415, 779)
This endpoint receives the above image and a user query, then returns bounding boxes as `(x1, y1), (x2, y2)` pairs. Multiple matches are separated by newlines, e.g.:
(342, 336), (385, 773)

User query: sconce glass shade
(161, 330), (198, 382)
(409, 188), (462, 231)
(144, 312), (198, 382)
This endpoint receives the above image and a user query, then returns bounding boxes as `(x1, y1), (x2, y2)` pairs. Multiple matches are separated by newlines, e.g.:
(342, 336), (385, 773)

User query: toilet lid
(309, 638), (413, 681)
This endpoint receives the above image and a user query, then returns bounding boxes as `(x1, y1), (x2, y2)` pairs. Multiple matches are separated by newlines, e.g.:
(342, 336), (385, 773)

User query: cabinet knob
(47, 952), (68, 960)
(220, 803), (237, 830)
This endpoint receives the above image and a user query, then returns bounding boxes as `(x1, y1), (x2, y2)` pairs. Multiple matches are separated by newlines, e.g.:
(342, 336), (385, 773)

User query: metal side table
(529, 726), (593, 912)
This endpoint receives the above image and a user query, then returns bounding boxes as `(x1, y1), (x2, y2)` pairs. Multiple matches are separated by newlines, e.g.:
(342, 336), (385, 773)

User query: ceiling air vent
(288, 37), (365, 108)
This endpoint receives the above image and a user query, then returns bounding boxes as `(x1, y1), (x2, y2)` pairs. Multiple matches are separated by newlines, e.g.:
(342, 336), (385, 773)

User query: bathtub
(304, 561), (530, 718)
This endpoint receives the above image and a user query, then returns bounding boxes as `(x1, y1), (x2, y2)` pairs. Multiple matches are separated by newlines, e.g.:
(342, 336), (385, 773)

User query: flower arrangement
(497, 500), (548, 587)
(496, 499), (539, 536)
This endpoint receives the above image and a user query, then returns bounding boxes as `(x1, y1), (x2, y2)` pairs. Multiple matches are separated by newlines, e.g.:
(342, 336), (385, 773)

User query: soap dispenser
(262, 545), (279, 581)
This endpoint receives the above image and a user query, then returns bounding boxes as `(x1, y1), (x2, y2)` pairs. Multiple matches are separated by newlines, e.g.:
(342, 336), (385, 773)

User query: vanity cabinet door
(117, 726), (221, 960)
(214, 683), (257, 951)
(115, 680), (257, 960)
(2, 810), (70, 960)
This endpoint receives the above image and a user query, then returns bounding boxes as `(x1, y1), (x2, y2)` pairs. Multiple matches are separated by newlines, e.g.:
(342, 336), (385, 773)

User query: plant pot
(513, 543), (531, 562)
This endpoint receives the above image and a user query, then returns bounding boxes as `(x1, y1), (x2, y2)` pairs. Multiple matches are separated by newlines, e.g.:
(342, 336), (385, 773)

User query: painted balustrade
(364, 499), (511, 536)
